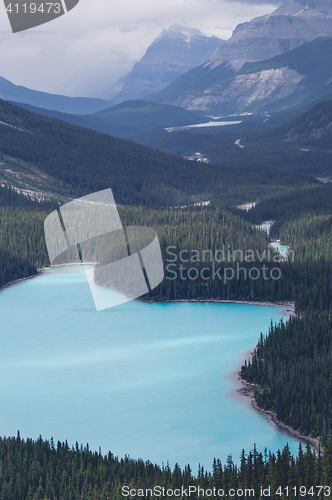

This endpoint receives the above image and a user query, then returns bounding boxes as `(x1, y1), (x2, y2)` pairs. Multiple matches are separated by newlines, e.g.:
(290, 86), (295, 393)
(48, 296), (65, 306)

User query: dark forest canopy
(241, 314), (332, 447)
(0, 434), (330, 500)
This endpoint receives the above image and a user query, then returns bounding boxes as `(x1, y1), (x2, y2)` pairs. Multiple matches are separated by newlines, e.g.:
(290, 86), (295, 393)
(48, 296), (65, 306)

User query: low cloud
(119, 24), (140, 33)
(225, 0), (282, 4)
(0, 0), (278, 97)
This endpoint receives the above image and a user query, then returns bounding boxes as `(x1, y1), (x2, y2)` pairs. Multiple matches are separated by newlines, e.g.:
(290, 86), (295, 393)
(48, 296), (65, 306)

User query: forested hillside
(239, 184), (332, 447)
(0, 99), (314, 207)
(240, 184), (332, 260)
(0, 434), (330, 500)
(242, 314), (332, 446)
(1, 186), (331, 313)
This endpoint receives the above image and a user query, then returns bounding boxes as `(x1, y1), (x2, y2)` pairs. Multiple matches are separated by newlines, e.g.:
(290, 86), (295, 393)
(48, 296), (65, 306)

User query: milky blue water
(270, 242), (289, 254)
(0, 268), (301, 470)
(165, 121), (242, 132)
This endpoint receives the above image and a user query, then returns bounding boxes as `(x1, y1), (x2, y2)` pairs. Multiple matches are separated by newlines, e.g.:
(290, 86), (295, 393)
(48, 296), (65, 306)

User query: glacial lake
(0, 267), (301, 470)
(165, 121), (242, 133)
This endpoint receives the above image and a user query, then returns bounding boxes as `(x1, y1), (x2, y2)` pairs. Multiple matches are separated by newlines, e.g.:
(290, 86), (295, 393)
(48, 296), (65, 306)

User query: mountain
(15, 100), (210, 140)
(108, 23), (222, 104)
(0, 76), (112, 114)
(207, 0), (332, 70)
(146, 36), (332, 118)
(146, 0), (332, 116)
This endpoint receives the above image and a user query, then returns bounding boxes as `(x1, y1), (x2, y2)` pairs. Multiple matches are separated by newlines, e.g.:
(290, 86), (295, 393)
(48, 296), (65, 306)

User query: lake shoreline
(0, 269), (44, 293)
(1, 268), (296, 316)
(0, 263), (98, 294)
(236, 377), (320, 453)
(145, 298), (295, 315)
(1, 269), (305, 453)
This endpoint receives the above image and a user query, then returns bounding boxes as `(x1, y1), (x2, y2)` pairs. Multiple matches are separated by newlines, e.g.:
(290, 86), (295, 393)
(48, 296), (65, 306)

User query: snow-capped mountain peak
(107, 24), (222, 103)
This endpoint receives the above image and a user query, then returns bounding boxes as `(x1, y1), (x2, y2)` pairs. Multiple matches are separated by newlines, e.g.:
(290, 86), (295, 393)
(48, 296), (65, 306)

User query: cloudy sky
(0, 0), (281, 97)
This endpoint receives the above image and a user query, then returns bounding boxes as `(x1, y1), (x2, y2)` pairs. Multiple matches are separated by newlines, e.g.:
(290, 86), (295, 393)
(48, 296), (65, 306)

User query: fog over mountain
(108, 23), (222, 103)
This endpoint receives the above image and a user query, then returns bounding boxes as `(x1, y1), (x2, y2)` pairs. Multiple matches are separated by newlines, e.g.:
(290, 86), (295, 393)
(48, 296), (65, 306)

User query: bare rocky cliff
(209, 0), (332, 69)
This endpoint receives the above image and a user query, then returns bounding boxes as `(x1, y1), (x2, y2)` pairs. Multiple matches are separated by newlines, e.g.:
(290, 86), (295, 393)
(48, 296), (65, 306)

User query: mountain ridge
(208, 0), (332, 70)
(14, 99), (210, 139)
(0, 76), (112, 114)
(144, 0), (332, 116)
(108, 24), (222, 104)
(146, 35), (332, 117)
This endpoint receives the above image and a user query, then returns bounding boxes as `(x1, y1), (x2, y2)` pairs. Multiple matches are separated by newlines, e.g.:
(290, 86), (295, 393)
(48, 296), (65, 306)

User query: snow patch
(235, 139), (244, 148)
(166, 120), (241, 132)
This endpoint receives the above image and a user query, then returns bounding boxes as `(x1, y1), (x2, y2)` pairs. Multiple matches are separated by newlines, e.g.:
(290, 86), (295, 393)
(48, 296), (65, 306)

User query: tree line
(241, 314), (332, 446)
(0, 434), (330, 500)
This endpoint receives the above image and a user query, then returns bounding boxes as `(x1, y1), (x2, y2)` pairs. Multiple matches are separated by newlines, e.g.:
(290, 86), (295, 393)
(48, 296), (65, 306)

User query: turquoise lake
(0, 267), (302, 470)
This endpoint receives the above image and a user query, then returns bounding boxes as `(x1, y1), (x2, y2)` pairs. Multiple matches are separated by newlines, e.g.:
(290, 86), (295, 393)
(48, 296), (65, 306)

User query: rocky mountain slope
(108, 24), (222, 103)
(147, 0), (332, 116)
(147, 35), (332, 117)
(208, 0), (332, 70)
